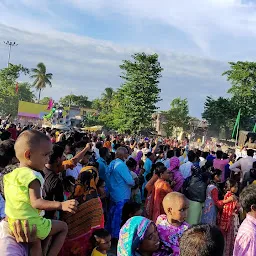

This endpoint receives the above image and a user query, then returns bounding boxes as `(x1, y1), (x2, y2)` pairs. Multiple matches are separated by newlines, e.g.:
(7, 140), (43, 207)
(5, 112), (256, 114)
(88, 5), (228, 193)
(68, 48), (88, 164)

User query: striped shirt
(233, 214), (256, 256)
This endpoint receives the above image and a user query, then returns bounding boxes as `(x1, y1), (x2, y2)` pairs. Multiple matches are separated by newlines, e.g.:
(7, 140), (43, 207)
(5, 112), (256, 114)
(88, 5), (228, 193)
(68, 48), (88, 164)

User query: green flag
(253, 123), (256, 133)
(232, 109), (241, 138)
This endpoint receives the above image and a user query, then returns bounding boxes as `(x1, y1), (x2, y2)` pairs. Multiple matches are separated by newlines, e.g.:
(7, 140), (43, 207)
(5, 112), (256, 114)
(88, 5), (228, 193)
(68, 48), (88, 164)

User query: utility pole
(4, 41), (18, 67)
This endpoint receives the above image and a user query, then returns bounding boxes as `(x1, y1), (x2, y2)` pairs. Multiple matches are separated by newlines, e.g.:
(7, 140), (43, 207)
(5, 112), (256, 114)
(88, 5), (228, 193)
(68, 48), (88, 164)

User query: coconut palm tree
(30, 62), (53, 101)
(102, 87), (114, 103)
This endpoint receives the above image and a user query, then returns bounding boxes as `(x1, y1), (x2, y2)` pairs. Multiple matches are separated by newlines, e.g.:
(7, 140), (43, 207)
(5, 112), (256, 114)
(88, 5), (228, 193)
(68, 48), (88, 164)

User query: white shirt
(66, 163), (83, 180)
(179, 161), (193, 179)
(229, 156), (256, 180)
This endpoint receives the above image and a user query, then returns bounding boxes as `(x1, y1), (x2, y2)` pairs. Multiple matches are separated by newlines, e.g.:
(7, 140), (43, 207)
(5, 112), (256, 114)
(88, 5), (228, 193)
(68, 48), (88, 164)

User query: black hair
(167, 150), (174, 159)
(99, 147), (109, 158)
(126, 158), (137, 169)
(202, 152), (209, 159)
(96, 141), (103, 149)
(208, 168), (221, 181)
(224, 179), (237, 193)
(240, 184), (256, 213)
(222, 153), (228, 160)
(155, 166), (167, 177)
(49, 144), (65, 164)
(188, 151), (196, 162)
(247, 149), (254, 157)
(63, 176), (75, 192)
(146, 152), (153, 158)
(0, 139), (15, 168)
(91, 228), (110, 248)
(121, 202), (141, 226)
(96, 178), (105, 188)
(216, 150), (223, 159)
(180, 224), (224, 256)
(175, 148), (181, 157)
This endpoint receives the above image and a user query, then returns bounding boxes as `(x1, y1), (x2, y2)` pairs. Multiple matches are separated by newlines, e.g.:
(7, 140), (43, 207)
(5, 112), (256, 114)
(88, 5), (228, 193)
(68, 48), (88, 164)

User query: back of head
(216, 150), (223, 159)
(247, 149), (254, 157)
(14, 130), (50, 161)
(155, 166), (167, 177)
(188, 150), (196, 162)
(99, 147), (109, 158)
(126, 157), (137, 169)
(49, 144), (65, 164)
(167, 150), (174, 159)
(0, 139), (15, 168)
(180, 224), (224, 256)
(240, 184), (256, 213)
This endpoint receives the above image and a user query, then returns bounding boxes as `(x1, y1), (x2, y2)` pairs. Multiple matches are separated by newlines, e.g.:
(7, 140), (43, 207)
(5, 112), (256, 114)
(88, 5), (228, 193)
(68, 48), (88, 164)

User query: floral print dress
(156, 215), (190, 256)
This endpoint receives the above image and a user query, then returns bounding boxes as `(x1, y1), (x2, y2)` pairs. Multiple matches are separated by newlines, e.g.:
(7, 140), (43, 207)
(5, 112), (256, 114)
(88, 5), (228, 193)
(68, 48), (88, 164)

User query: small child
(91, 228), (111, 256)
(218, 179), (240, 256)
(63, 175), (76, 200)
(4, 130), (78, 256)
(156, 192), (190, 256)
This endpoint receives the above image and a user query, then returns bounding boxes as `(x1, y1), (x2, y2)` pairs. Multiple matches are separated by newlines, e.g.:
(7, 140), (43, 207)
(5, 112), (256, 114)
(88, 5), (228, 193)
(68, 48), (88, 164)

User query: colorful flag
(15, 82), (19, 94)
(47, 98), (54, 110)
(232, 109), (241, 138)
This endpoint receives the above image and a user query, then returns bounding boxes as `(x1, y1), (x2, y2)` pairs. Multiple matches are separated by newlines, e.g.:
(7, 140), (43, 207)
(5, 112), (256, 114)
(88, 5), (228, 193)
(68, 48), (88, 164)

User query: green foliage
(163, 98), (190, 137)
(222, 61), (256, 132)
(39, 97), (51, 105)
(202, 96), (238, 138)
(59, 94), (92, 108)
(82, 112), (101, 127)
(0, 64), (34, 117)
(111, 52), (163, 133)
(31, 62), (53, 101)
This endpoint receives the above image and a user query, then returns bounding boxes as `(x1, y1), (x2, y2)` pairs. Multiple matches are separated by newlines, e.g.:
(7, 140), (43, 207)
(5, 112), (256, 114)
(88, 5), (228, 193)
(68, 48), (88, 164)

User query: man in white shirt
(230, 149), (256, 182)
(180, 151), (196, 179)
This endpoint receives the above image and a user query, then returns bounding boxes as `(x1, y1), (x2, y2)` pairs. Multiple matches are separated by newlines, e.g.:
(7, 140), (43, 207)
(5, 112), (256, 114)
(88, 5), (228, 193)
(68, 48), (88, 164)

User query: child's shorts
(8, 216), (52, 240)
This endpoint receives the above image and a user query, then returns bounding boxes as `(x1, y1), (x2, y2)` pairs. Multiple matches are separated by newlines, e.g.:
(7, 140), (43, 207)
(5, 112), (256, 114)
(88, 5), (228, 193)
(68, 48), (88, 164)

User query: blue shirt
(106, 158), (135, 202)
(97, 157), (108, 181)
(144, 158), (153, 176)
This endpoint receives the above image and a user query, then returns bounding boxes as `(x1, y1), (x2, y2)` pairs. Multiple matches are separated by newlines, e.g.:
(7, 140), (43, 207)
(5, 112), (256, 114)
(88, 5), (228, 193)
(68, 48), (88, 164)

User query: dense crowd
(0, 126), (256, 256)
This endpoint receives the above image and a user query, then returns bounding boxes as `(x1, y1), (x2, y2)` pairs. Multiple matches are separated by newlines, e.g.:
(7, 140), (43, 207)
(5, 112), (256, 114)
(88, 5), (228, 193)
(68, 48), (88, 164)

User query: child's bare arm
(29, 180), (77, 213)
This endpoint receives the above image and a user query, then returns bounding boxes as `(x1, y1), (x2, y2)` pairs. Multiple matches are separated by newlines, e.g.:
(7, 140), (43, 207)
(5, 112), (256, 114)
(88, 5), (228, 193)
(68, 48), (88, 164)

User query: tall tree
(30, 62), (53, 101)
(59, 94), (91, 108)
(0, 64), (34, 116)
(223, 61), (256, 130)
(113, 52), (163, 133)
(163, 98), (190, 137)
(202, 96), (238, 138)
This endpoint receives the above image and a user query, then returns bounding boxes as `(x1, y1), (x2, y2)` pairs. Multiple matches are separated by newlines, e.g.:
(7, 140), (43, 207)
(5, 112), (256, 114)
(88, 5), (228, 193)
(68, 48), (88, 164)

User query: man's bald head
(15, 130), (50, 161)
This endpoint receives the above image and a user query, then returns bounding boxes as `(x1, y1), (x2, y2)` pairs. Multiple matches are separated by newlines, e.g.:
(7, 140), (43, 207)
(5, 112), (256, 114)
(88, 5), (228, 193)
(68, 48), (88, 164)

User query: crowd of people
(0, 126), (256, 256)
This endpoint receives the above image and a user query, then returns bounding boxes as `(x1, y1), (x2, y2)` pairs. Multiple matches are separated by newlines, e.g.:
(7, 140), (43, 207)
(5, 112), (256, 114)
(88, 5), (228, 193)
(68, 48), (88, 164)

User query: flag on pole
(253, 122), (256, 133)
(15, 82), (19, 94)
(232, 109), (241, 138)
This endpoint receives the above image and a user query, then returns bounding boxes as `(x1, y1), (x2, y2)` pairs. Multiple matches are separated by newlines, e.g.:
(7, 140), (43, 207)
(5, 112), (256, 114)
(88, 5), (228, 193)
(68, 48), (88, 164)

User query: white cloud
(64, 0), (256, 56)
(0, 24), (230, 117)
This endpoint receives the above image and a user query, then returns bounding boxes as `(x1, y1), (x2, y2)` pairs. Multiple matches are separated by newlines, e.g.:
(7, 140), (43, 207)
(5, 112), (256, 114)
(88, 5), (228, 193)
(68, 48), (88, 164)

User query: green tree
(163, 98), (190, 137)
(112, 52), (163, 133)
(30, 62), (53, 101)
(0, 64), (34, 116)
(59, 94), (91, 108)
(39, 97), (51, 105)
(202, 96), (238, 138)
(222, 61), (256, 130)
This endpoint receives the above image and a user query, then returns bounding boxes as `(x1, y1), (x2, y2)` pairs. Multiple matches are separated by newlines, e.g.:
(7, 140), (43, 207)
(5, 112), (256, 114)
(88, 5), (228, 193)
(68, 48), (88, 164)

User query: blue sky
(0, 0), (256, 117)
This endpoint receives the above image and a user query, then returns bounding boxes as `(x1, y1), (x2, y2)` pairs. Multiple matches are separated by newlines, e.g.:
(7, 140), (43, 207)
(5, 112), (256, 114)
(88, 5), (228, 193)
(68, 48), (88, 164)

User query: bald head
(163, 192), (189, 222)
(15, 130), (50, 161)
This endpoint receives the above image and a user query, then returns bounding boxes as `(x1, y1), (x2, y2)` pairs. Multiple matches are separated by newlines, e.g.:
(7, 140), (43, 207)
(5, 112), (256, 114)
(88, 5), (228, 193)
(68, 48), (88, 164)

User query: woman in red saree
(148, 166), (172, 222)
(60, 163), (104, 256)
(218, 179), (240, 256)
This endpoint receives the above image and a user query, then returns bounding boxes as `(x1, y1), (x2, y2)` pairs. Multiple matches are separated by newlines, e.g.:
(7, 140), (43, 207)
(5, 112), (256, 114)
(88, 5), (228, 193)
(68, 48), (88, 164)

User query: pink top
(213, 159), (229, 182)
(156, 214), (190, 256)
(233, 214), (256, 256)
